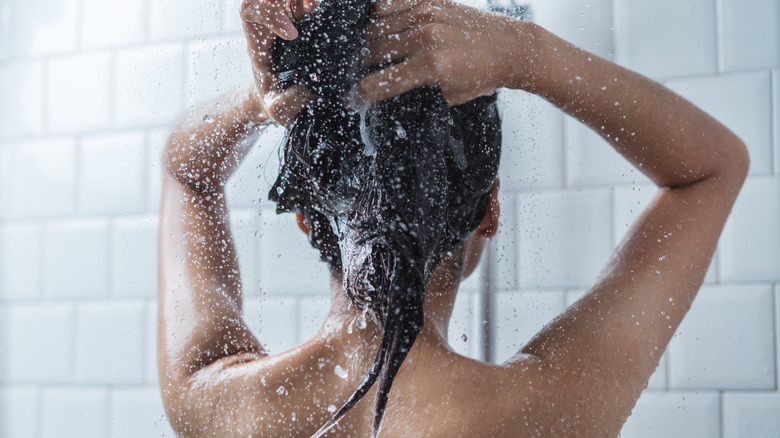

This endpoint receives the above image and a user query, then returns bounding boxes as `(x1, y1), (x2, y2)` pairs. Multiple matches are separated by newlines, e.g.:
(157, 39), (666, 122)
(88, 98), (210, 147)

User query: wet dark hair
(268, 0), (501, 435)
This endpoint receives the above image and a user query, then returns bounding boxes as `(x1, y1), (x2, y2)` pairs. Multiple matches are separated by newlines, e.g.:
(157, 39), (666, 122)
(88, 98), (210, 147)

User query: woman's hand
(358, 0), (535, 106)
(240, 0), (314, 125)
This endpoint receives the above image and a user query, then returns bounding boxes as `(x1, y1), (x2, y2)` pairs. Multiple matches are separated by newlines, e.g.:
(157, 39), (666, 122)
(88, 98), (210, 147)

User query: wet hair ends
(268, 0), (501, 436)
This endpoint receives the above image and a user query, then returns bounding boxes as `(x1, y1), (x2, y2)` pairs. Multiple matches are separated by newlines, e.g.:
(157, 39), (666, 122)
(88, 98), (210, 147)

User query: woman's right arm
(360, 3), (748, 434)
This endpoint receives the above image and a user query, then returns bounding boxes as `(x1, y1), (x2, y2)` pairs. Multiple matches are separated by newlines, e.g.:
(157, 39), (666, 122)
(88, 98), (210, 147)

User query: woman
(157, 0), (749, 436)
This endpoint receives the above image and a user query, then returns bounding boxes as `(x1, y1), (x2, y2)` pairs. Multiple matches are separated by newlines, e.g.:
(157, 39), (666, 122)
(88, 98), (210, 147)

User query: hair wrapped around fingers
(268, 0), (501, 435)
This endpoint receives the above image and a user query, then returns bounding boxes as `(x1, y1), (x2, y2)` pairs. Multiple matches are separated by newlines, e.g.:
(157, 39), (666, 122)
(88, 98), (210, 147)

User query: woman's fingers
(357, 56), (434, 104)
(264, 85), (313, 126)
(241, 0), (298, 40)
(363, 27), (419, 66)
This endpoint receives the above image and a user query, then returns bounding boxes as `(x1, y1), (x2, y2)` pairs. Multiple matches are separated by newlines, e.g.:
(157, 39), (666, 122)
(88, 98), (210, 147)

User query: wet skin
(158, 0), (749, 436)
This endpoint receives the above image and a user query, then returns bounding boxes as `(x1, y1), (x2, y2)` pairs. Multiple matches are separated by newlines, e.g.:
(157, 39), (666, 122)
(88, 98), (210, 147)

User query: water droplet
(327, 404), (337, 413)
(276, 386), (285, 395)
(360, 47), (370, 57)
(461, 333), (468, 342)
(334, 365), (348, 379)
(203, 114), (214, 123)
(396, 125), (407, 139)
(356, 312), (367, 329)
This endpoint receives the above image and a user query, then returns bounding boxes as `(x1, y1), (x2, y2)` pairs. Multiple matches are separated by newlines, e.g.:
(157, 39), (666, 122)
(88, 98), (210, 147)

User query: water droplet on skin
(276, 386), (285, 395)
(356, 312), (367, 329)
(327, 405), (337, 413)
(203, 114), (214, 123)
(334, 365), (348, 379)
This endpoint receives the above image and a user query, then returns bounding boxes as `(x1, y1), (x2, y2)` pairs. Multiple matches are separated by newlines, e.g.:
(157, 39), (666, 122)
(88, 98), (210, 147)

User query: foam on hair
(268, 0), (501, 435)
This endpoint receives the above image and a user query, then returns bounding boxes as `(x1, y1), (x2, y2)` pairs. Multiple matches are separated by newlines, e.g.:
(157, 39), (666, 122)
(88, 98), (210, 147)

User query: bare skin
(158, 0), (749, 436)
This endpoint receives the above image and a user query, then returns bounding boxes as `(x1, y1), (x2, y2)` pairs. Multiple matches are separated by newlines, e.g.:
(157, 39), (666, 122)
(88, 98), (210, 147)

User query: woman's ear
(296, 212), (311, 235)
(477, 178), (500, 238)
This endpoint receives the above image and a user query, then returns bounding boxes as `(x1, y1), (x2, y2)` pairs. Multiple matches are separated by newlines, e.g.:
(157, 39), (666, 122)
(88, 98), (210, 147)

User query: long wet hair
(268, 0), (501, 435)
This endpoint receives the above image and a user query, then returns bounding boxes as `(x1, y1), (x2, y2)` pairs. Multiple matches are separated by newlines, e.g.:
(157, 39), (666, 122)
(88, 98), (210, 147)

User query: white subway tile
(614, 0), (717, 79)
(493, 289), (566, 364)
(0, 386), (38, 438)
(8, 138), (76, 218)
(723, 392), (780, 438)
(498, 90), (564, 191)
(243, 296), (298, 354)
(75, 300), (146, 384)
(112, 216), (159, 298)
(43, 218), (109, 299)
(0, 146), (10, 219)
(565, 116), (651, 187)
(491, 192), (518, 290)
(0, 60), (44, 138)
(186, 37), (251, 107)
(620, 391), (720, 438)
(115, 45), (185, 127)
(226, 126), (286, 209)
(720, 177), (780, 282)
(523, 0), (614, 59)
(230, 209), (260, 292)
(47, 52), (112, 132)
(110, 388), (175, 438)
(223, 0), (243, 34)
(81, 0), (146, 49)
(668, 285), (775, 389)
(7, 0), (78, 56)
(517, 189), (613, 288)
(613, 185), (717, 284)
(146, 128), (169, 211)
(449, 291), (482, 360)
(149, 0), (222, 41)
(774, 70), (779, 175)
(145, 302), (159, 384)
(667, 71), (773, 176)
(4, 302), (72, 383)
(42, 387), (108, 438)
(719, 0), (780, 72)
(257, 206), (330, 295)
(79, 132), (146, 214)
(0, 222), (41, 300)
(298, 295), (330, 343)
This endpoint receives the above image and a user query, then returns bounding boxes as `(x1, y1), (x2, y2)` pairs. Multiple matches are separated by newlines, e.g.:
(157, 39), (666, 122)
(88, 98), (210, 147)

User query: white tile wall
(42, 387), (108, 438)
(4, 303), (73, 383)
(498, 90), (564, 191)
(719, 0), (780, 72)
(720, 177), (780, 282)
(0, 222), (41, 300)
(43, 218), (110, 299)
(115, 45), (185, 127)
(0, 385), (38, 437)
(110, 388), (176, 438)
(0, 60), (45, 138)
(112, 216), (159, 298)
(5, 0), (79, 57)
(149, 0), (223, 42)
(614, 0), (717, 79)
(1, 0), (779, 436)
(80, 132), (147, 214)
(668, 285), (775, 389)
(257, 205), (330, 295)
(723, 392), (780, 438)
(620, 391), (720, 438)
(8, 138), (76, 218)
(48, 52), (112, 133)
(81, 0), (147, 49)
(186, 37), (251, 108)
(75, 301), (146, 384)
(667, 71), (774, 176)
(517, 189), (613, 288)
